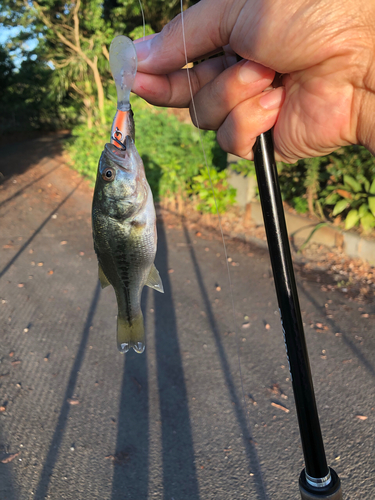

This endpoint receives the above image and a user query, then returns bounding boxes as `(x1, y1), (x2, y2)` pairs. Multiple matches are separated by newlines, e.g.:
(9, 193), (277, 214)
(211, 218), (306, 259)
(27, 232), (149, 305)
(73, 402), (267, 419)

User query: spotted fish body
(92, 119), (163, 354)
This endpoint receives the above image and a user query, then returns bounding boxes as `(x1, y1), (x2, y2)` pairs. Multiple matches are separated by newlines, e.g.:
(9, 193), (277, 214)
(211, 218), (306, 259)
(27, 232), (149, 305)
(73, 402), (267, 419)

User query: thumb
(134, 0), (237, 74)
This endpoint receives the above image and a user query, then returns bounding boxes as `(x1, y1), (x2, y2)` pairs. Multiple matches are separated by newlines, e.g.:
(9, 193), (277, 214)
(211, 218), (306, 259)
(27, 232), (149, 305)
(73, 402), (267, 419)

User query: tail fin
(117, 312), (145, 354)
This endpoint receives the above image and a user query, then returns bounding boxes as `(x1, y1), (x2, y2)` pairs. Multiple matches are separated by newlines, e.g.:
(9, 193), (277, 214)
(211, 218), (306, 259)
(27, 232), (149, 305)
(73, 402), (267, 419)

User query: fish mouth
(104, 136), (134, 168)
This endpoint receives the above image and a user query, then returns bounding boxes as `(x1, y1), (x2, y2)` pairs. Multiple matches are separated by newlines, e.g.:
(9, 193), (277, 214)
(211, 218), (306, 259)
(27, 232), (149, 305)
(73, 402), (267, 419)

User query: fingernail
(259, 87), (285, 110)
(239, 60), (272, 84)
(134, 38), (152, 62)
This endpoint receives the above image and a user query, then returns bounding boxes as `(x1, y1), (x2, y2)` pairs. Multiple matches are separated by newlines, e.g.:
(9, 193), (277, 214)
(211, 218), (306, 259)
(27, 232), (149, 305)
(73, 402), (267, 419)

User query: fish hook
(112, 135), (126, 151)
(112, 127), (127, 150)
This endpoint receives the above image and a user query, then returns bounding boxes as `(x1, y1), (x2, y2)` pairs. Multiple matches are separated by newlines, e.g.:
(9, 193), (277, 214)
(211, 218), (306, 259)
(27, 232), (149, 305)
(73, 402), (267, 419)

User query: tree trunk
(91, 57), (106, 125)
(307, 186), (315, 215)
(84, 97), (93, 130)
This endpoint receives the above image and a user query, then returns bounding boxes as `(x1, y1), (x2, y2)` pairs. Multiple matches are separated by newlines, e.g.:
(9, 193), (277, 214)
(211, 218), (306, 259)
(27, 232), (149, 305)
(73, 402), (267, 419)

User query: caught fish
(92, 36), (163, 354)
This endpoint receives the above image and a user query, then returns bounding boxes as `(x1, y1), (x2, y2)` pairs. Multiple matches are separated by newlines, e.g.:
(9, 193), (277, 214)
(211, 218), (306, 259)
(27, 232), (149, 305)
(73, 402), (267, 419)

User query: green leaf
(345, 209), (360, 230)
(343, 175), (362, 193)
(325, 193), (340, 205)
(358, 203), (369, 218)
(332, 199), (349, 216)
(360, 212), (375, 233)
(368, 196), (375, 217)
(357, 174), (370, 192)
(370, 179), (375, 195)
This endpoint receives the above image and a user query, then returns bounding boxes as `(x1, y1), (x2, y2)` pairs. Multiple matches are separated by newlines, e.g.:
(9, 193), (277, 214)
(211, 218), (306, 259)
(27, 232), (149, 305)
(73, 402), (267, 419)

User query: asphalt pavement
(0, 135), (374, 500)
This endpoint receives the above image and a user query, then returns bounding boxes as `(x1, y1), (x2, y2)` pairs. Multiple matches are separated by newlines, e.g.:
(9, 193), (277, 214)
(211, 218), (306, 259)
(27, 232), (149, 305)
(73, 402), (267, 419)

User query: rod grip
(299, 468), (342, 499)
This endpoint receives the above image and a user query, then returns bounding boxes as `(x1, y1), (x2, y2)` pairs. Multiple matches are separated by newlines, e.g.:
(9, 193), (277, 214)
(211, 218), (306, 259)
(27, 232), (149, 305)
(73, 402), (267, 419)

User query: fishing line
(138, 0), (146, 40)
(179, 0), (252, 439)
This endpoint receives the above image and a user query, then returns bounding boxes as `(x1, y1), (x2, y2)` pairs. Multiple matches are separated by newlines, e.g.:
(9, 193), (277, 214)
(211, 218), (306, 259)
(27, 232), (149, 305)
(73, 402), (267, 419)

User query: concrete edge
(249, 201), (375, 266)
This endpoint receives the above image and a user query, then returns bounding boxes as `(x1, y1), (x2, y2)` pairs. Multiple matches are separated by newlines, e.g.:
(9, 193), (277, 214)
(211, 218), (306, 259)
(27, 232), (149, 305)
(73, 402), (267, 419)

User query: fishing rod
(253, 130), (342, 499)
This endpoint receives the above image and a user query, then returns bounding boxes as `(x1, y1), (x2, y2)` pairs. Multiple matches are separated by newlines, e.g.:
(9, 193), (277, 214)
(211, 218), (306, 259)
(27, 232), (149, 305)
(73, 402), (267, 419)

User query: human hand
(132, 0), (375, 163)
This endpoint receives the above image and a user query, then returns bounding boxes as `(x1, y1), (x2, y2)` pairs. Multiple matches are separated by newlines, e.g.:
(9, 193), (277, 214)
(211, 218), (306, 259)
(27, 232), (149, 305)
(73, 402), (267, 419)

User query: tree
(0, 0), (200, 130)
(103, 0), (200, 34)
(1, 0), (114, 127)
(0, 45), (71, 133)
(0, 46), (14, 93)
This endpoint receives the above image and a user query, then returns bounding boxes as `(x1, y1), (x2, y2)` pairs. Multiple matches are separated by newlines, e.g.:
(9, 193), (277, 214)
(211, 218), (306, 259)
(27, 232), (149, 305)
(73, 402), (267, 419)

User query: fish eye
(102, 167), (115, 182)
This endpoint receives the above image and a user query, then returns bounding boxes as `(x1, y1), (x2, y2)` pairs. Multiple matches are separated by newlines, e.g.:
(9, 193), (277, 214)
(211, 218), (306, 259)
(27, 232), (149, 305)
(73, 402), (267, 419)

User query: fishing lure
(92, 36), (163, 354)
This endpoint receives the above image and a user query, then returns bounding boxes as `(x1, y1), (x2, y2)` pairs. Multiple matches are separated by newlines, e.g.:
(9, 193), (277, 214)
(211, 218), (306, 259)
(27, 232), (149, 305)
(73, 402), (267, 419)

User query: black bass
(92, 111), (163, 354)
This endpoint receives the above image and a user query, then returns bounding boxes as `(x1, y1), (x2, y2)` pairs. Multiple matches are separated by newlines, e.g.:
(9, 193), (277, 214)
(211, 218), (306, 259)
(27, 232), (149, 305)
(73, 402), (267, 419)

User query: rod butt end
(299, 468), (342, 499)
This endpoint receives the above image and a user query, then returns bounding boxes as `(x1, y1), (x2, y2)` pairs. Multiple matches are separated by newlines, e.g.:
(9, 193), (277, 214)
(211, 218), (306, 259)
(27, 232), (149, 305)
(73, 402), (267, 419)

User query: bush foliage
(67, 96), (375, 233)
(277, 147), (375, 233)
(66, 95), (228, 211)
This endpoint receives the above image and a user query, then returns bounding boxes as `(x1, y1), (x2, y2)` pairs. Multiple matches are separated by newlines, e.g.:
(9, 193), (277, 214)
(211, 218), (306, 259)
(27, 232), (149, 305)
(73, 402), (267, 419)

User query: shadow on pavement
(33, 281), (101, 500)
(0, 134), (68, 183)
(153, 218), (200, 500)
(0, 428), (18, 500)
(0, 162), (62, 209)
(110, 218), (200, 499)
(182, 222), (269, 500)
(0, 182), (81, 279)
(111, 288), (149, 500)
(298, 283), (375, 380)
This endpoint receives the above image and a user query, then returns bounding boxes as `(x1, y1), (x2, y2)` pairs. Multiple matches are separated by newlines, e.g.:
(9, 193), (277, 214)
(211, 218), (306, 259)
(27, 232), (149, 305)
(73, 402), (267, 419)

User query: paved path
(0, 136), (374, 499)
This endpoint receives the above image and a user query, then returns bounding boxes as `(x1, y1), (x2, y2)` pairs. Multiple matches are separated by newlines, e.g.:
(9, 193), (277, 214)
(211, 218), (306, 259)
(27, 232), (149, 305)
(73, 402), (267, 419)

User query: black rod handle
(253, 131), (341, 498)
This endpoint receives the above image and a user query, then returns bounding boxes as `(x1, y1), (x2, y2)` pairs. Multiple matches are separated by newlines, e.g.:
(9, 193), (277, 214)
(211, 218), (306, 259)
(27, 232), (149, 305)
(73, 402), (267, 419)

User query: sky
(0, 25), (38, 66)
(0, 25), (20, 44)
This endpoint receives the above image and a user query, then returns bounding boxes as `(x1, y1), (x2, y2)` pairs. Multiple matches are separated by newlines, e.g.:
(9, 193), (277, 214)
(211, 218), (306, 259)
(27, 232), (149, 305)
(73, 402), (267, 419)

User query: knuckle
(211, 77), (232, 108)
(189, 103), (208, 130)
(216, 126), (232, 153)
(189, 69), (202, 97)
(161, 13), (183, 45)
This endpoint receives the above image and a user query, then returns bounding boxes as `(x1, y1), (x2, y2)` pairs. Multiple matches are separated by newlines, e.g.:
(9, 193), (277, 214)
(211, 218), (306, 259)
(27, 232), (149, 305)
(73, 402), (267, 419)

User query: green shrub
(191, 167), (237, 214)
(321, 173), (375, 232)
(66, 95), (228, 206)
(277, 147), (375, 233)
(231, 158), (256, 178)
(66, 92), (375, 234)
(277, 160), (310, 213)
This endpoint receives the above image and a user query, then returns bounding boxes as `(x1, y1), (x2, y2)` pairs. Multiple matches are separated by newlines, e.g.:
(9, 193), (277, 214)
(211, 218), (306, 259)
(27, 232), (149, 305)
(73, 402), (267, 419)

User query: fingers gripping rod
(252, 131), (343, 500)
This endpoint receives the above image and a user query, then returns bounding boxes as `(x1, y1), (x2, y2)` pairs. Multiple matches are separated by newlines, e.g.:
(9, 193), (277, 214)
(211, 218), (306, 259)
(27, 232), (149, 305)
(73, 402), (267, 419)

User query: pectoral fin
(98, 263), (111, 289)
(146, 264), (164, 293)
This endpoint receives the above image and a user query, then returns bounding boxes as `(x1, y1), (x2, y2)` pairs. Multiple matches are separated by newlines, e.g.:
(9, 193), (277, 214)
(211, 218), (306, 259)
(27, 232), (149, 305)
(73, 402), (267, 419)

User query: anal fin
(145, 264), (164, 293)
(98, 263), (111, 289)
